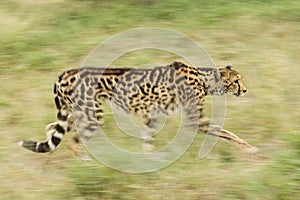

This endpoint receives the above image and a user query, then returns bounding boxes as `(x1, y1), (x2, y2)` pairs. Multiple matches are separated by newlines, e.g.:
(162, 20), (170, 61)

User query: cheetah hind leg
(64, 114), (89, 157)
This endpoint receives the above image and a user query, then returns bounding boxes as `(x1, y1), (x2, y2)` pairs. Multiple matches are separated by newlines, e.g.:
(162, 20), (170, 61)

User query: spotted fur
(20, 61), (257, 153)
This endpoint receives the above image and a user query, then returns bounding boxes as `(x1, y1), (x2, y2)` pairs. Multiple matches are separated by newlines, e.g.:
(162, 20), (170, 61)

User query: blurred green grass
(0, 0), (299, 199)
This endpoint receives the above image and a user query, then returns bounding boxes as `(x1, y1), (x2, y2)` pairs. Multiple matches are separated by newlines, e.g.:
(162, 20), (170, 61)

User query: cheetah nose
(243, 89), (247, 93)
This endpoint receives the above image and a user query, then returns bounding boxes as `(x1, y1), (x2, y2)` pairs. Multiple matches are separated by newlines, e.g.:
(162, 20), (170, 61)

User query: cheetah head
(219, 64), (247, 97)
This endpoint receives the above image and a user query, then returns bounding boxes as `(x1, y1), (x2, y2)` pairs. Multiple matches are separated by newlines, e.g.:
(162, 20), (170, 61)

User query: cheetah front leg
(209, 128), (258, 153)
(198, 120), (258, 153)
(140, 117), (157, 153)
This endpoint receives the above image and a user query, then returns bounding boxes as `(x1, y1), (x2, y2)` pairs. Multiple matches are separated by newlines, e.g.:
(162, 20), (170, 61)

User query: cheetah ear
(218, 68), (226, 77)
(226, 64), (232, 70)
(219, 71), (226, 77)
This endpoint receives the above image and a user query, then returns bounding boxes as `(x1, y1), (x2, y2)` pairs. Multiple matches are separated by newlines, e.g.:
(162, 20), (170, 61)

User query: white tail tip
(18, 141), (24, 147)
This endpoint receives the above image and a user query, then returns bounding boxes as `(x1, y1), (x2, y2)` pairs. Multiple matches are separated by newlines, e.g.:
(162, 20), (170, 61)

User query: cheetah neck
(197, 67), (225, 96)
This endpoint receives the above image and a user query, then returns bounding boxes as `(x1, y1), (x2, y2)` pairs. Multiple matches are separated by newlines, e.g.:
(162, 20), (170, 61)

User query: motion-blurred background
(0, 0), (299, 199)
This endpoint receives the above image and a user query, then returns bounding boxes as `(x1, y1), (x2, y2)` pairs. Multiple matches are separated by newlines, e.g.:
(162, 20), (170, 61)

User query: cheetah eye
(234, 80), (239, 84)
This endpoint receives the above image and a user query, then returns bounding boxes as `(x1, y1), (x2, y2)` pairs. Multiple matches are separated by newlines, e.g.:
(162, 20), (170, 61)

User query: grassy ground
(0, 0), (299, 199)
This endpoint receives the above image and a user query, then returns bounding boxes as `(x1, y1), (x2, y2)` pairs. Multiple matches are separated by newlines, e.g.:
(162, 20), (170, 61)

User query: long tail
(19, 80), (69, 153)
(18, 123), (66, 153)
(18, 139), (58, 153)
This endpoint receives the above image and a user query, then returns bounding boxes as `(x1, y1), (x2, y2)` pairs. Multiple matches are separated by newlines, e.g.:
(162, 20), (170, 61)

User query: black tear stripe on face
(236, 81), (241, 96)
